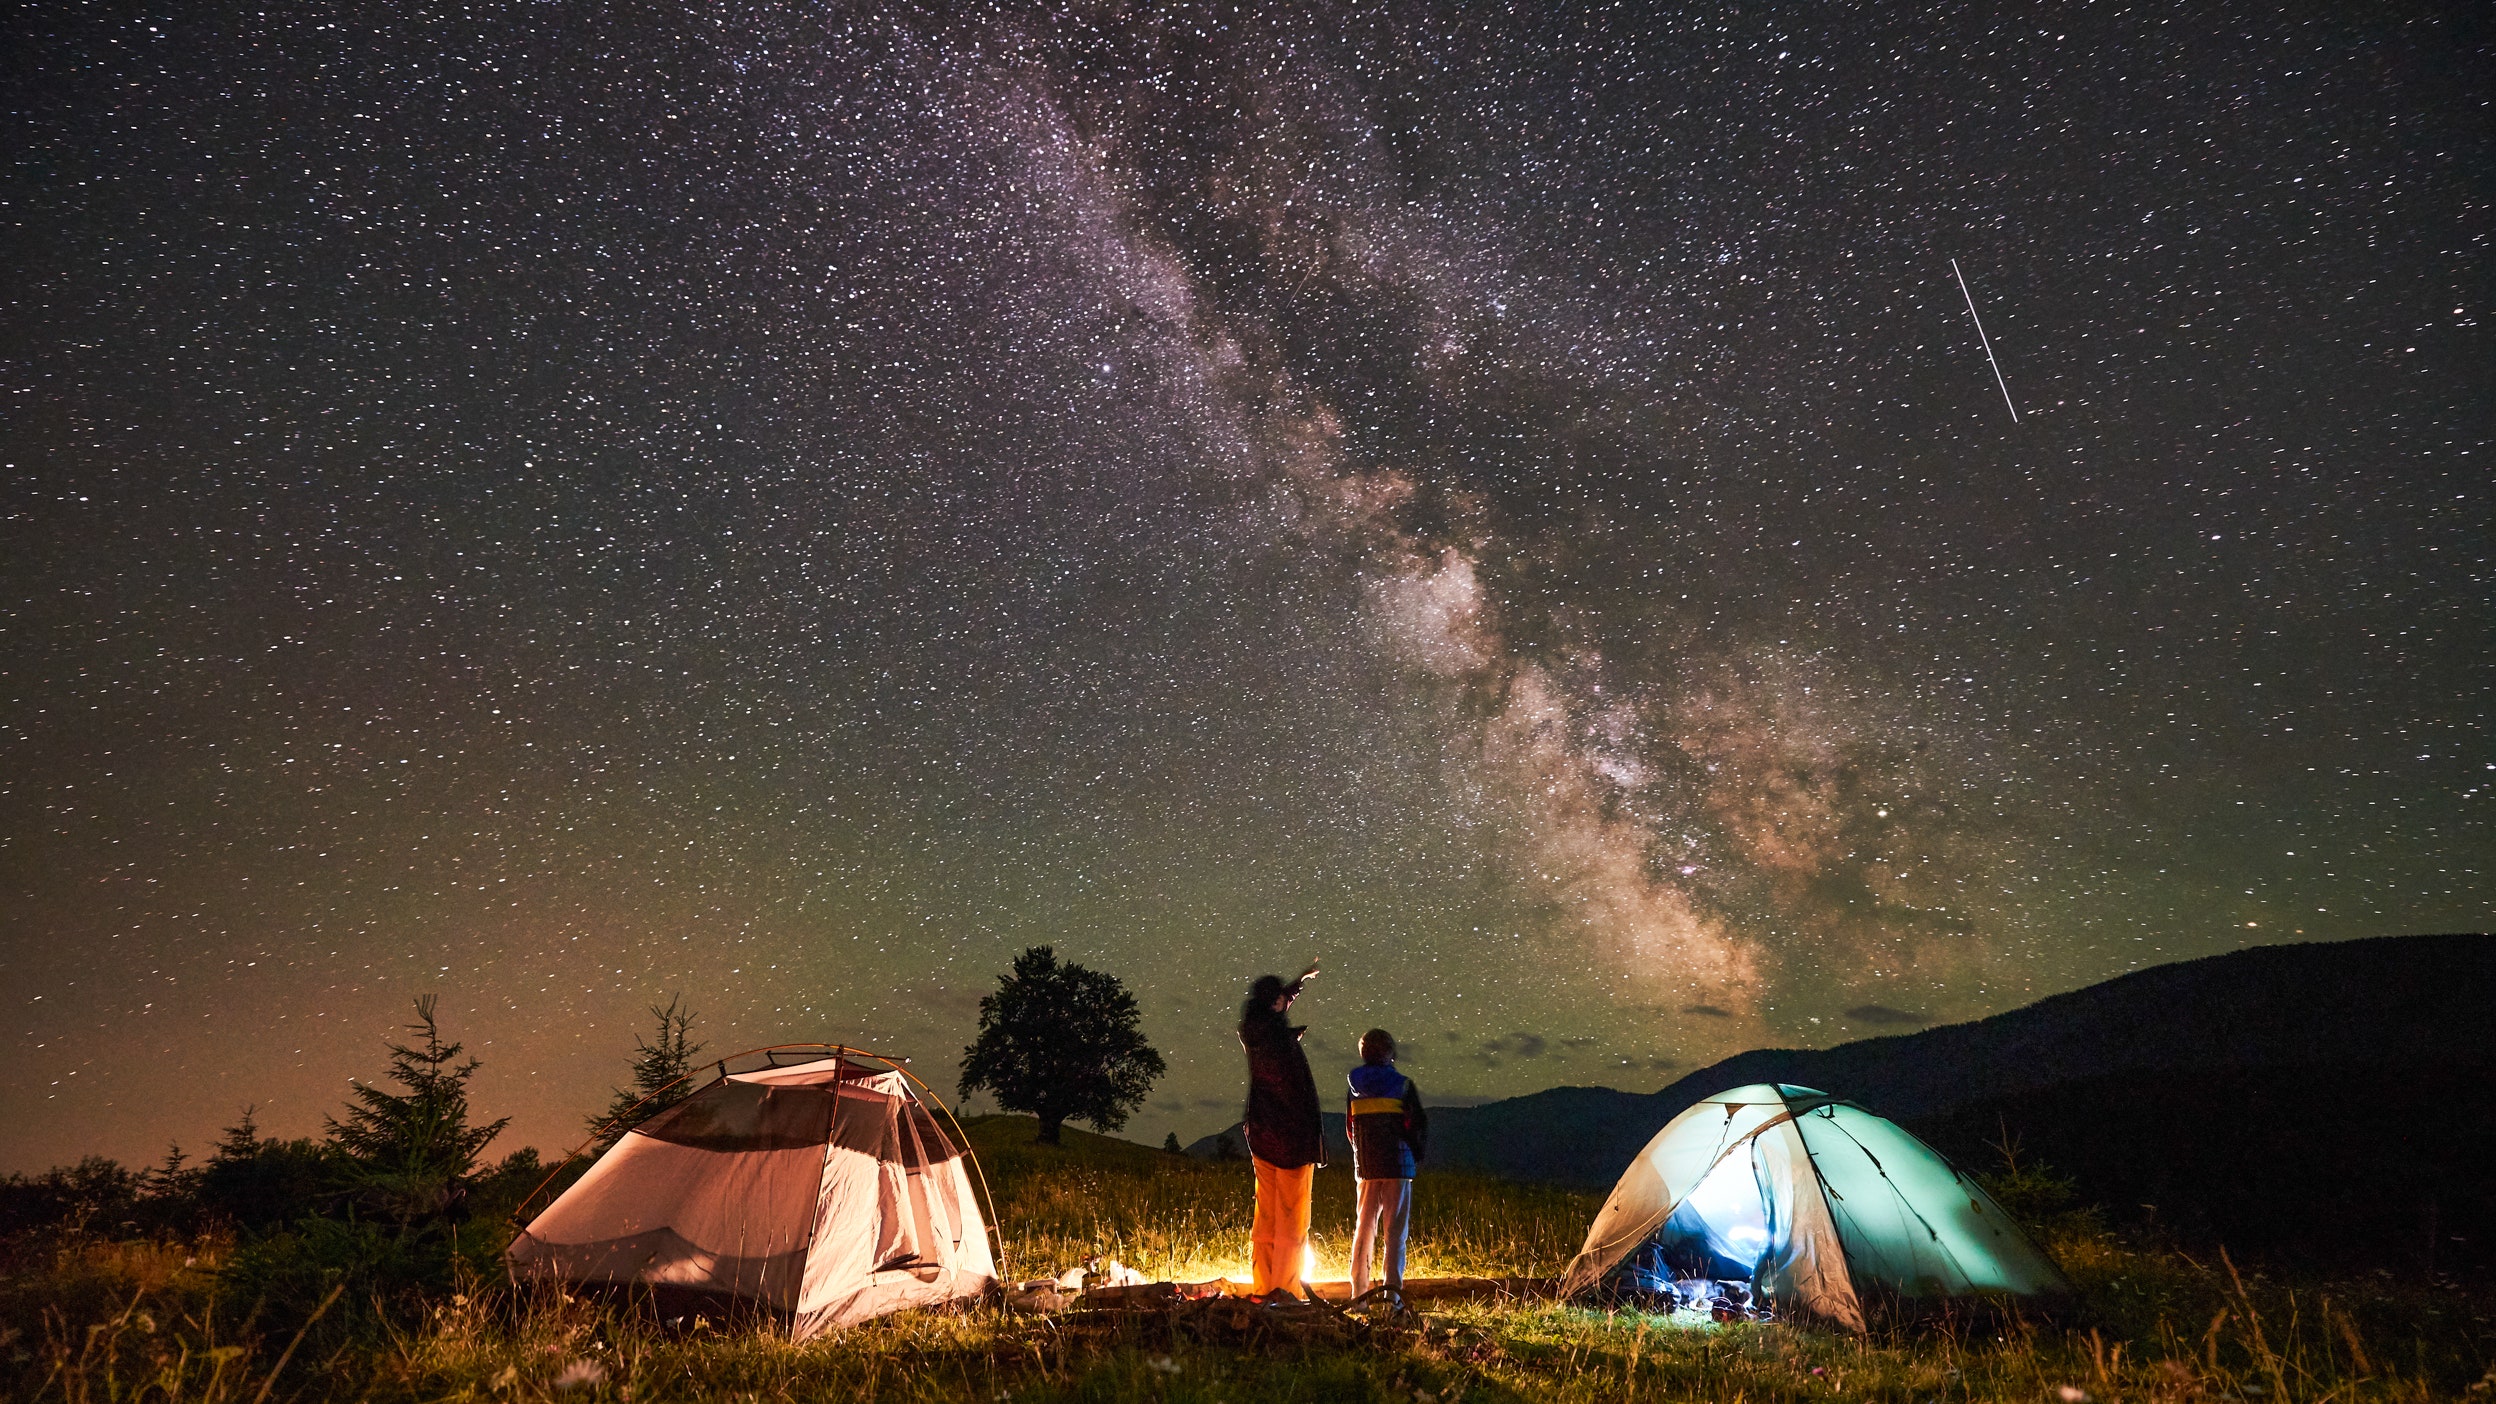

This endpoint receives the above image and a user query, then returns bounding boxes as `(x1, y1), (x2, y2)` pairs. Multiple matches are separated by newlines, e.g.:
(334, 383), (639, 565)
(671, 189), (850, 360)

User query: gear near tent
(507, 1048), (997, 1338)
(1562, 1083), (2068, 1330)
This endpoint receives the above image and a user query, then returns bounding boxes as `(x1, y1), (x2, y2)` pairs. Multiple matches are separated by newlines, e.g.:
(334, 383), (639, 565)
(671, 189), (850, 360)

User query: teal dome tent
(1561, 1084), (2069, 1330)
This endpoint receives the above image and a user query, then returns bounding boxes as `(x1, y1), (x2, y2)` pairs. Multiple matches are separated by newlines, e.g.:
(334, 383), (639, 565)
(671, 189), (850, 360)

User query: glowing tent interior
(506, 1050), (996, 1338)
(1561, 1083), (2069, 1330)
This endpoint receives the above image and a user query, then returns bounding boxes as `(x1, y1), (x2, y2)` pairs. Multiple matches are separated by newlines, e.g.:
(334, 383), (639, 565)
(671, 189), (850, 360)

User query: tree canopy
(958, 946), (1165, 1145)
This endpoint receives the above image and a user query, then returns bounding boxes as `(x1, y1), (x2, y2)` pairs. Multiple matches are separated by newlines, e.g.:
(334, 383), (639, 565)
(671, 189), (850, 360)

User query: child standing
(1345, 1028), (1429, 1303)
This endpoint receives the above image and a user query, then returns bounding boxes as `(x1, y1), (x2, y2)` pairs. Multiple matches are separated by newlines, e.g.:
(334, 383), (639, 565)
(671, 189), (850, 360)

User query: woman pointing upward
(1238, 962), (1322, 1298)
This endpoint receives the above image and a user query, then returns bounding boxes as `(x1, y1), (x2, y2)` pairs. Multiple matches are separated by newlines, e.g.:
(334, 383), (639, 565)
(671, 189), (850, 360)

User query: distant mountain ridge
(1186, 933), (2495, 1186)
(1647, 930), (2496, 1119)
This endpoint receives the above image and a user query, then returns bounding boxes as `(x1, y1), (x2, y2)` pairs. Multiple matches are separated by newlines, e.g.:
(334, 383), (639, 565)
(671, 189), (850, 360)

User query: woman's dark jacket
(1239, 1012), (1324, 1168)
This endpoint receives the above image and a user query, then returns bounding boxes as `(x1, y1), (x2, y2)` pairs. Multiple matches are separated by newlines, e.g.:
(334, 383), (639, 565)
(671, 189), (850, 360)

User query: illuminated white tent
(507, 1053), (995, 1338)
(1562, 1084), (2067, 1330)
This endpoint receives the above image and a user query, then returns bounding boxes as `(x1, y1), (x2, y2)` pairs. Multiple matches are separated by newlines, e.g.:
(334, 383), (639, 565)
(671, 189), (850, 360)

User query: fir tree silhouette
(326, 995), (507, 1224)
(587, 995), (703, 1151)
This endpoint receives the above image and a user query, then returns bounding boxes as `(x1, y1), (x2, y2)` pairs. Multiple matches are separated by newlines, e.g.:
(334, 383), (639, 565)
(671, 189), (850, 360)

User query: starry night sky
(4, 2), (2488, 1173)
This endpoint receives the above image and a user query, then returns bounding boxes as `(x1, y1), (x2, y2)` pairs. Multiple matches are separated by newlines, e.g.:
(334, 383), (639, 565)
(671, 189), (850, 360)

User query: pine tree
(213, 1107), (264, 1162)
(326, 996), (508, 1223)
(197, 1106), (329, 1231)
(129, 1143), (203, 1237)
(958, 946), (1166, 1145)
(587, 995), (703, 1150)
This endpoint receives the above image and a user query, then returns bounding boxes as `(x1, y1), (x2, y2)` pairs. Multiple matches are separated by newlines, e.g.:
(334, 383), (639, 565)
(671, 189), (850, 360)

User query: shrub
(196, 1110), (337, 1234)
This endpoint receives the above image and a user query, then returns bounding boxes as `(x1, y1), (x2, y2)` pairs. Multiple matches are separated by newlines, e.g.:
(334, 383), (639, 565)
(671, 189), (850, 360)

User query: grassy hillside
(5, 1114), (2491, 1401)
(1906, 1061), (2496, 1276)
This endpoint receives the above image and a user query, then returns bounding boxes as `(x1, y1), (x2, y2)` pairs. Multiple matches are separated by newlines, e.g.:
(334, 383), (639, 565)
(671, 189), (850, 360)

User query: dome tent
(507, 1048), (996, 1338)
(1562, 1083), (2067, 1331)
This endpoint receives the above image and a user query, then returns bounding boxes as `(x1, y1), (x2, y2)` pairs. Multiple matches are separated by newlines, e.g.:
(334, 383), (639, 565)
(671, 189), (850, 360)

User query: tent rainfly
(1562, 1083), (2068, 1330)
(507, 1053), (996, 1338)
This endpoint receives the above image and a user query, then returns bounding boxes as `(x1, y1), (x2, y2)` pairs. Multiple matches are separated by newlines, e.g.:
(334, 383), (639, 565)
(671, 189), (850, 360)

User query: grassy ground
(965, 1116), (1594, 1285)
(6, 1115), (2491, 1401)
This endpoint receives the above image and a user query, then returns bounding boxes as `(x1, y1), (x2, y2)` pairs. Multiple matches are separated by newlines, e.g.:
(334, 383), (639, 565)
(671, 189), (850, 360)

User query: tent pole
(509, 1042), (850, 1226)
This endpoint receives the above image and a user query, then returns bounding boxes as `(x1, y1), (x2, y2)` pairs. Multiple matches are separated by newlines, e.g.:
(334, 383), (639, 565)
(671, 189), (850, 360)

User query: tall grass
(5, 1116), (2489, 1401)
(968, 1116), (1592, 1283)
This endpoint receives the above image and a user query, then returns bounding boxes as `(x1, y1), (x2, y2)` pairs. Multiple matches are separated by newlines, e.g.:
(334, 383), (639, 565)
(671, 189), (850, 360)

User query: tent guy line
(1951, 257), (2021, 423)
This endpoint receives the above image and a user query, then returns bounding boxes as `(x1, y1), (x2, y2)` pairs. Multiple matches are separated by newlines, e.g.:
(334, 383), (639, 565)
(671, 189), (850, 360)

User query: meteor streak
(1951, 257), (2020, 423)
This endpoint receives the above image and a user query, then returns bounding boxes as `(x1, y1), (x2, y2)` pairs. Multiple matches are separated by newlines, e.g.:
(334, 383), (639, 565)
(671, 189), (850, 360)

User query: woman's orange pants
(1250, 1156), (1315, 1296)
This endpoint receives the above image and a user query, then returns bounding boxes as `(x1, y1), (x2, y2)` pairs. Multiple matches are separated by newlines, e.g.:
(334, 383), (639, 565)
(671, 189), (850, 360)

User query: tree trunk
(1036, 1114), (1064, 1145)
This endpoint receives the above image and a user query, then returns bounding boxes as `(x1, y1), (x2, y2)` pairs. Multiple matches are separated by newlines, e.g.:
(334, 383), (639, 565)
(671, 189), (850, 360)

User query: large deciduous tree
(959, 947), (1165, 1145)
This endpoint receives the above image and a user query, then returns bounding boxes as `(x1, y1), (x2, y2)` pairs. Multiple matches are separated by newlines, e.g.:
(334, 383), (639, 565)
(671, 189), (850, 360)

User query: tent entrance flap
(1616, 1144), (1774, 1290)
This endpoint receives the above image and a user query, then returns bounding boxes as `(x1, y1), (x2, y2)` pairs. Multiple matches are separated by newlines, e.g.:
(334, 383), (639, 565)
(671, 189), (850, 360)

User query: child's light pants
(1351, 1177), (1411, 1297)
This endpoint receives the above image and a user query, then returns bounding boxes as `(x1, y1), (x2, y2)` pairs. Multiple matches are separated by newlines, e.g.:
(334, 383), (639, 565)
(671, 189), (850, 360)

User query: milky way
(4, 2), (2487, 1171)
